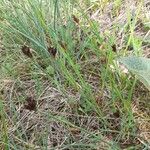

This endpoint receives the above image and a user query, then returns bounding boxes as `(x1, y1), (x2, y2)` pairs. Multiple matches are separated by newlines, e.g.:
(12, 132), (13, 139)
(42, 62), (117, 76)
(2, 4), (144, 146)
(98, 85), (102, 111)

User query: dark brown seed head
(48, 46), (57, 58)
(72, 15), (79, 24)
(21, 45), (33, 58)
(24, 96), (36, 111)
(112, 44), (117, 52)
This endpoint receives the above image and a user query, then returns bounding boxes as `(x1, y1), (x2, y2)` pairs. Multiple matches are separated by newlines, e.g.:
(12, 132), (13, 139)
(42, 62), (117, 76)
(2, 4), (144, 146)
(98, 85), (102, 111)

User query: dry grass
(0, 0), (150, 149)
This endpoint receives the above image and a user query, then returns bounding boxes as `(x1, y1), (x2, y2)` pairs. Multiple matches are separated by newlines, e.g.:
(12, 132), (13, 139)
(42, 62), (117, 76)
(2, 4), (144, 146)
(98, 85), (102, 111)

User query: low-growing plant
(118, 56), (150, 91)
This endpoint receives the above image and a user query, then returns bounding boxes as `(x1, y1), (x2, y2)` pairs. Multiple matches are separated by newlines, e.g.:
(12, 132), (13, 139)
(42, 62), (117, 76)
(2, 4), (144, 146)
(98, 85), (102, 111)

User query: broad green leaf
(118, 56), (150, 91)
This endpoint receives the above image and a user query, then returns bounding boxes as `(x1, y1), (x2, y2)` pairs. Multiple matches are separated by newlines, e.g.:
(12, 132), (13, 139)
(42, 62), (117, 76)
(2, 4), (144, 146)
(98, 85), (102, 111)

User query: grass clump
(0, 0), (150, 149)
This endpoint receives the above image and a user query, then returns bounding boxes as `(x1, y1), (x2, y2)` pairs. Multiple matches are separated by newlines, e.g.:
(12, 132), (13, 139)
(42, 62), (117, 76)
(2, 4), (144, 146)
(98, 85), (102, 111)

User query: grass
(0, 0), (150, 149)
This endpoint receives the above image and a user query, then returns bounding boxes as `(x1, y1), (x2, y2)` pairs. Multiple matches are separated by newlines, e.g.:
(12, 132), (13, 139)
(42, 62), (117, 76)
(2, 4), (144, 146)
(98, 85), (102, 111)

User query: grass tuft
(0, 0), (150, 149)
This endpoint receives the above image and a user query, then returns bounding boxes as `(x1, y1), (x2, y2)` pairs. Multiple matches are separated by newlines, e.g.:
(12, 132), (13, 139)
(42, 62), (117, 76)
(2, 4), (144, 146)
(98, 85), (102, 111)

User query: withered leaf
(24, 96), (36, 111)
(72, 15), (79, 24)
(21, 45), (33, 58)
(48, 46), (57, 58)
